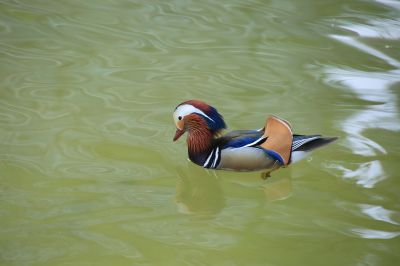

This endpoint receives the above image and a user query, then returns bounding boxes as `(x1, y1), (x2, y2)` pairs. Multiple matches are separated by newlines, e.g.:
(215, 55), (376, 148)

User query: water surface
(1, 0), (399, 265)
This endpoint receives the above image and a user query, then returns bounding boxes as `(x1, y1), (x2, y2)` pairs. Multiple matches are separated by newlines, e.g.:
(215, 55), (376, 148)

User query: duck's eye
(178, 116), (183, 120)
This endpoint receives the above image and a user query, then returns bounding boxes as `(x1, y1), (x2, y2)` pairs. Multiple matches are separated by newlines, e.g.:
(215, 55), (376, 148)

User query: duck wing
(217, 130), (265, 149)
(216, 116), (293, 166)
(259, 116), (293, 166)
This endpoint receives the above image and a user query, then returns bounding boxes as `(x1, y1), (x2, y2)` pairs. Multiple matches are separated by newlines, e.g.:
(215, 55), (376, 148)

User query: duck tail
(292, 135), (338, 152)
(289, 135), (338, 164)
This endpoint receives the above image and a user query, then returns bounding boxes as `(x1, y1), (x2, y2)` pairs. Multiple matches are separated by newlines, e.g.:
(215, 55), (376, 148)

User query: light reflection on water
(319, 10), (400, 251)
(320, 11), (400, 190)
(351, 228), (400, 240)
(1, 0), (399, 265)
(361, 204), (400, 226)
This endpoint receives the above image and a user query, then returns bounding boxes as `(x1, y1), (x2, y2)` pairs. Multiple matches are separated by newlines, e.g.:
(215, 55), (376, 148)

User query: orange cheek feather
(177, 120), (184, 130)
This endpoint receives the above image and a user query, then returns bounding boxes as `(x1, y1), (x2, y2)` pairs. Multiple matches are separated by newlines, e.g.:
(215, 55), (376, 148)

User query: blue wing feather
(220, 130), (264, 149)
(219, 130), (285, 166)
(263, 149), (284, 165)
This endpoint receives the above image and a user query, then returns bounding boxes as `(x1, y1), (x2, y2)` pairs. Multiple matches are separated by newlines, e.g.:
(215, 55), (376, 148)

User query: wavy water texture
(318, 6), (400, 189)
(1, 0), (399, 265)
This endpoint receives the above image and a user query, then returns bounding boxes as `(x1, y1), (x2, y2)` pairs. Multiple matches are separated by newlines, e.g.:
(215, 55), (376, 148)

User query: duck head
(173, 100), (226, 152)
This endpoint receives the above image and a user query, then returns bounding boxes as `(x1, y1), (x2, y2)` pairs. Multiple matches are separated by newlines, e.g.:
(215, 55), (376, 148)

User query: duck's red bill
(173, 129), (185, 141)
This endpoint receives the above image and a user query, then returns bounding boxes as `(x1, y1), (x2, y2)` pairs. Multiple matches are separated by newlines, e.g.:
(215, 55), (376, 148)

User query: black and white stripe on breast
(203, 146), (221, 169)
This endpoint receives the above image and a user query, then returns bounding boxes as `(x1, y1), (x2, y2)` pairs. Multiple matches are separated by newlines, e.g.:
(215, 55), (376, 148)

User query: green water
(1, 0), (400, 265)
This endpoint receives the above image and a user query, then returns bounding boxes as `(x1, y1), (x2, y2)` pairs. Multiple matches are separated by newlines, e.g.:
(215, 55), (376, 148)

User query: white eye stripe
(174, 104), (215, 123)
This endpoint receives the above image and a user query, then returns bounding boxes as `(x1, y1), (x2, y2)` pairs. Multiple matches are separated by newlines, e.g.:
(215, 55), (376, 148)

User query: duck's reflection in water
(175, 168), (225, 217)
(175, 166), (292, 217)
(261, 175), (292, 202)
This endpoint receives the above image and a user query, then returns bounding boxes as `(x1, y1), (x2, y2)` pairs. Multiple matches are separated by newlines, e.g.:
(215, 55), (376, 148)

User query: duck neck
(187, 127), (214, 164)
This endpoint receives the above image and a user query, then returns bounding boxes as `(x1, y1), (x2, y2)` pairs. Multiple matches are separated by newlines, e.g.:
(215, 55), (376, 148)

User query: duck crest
(180, 100), (211, 113)
(179, 99), (226, 132)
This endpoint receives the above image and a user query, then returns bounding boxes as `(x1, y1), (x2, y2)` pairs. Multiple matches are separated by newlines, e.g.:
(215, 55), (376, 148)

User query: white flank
(290, 151), (310, 163)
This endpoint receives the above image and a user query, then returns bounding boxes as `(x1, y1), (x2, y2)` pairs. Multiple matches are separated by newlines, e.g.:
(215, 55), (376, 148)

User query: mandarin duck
(173, 100), (337, 173)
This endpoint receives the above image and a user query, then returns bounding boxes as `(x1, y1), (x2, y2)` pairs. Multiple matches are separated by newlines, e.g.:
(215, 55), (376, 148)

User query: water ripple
(73, 231), (142, 259)
(317, 7), (400, 188)
(324, 160), (386, 189)
(0, 101), (31, 126)
(360, 204), (400, 225)
(351, 228), (400, 239)
(1, 0), (399, 264)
